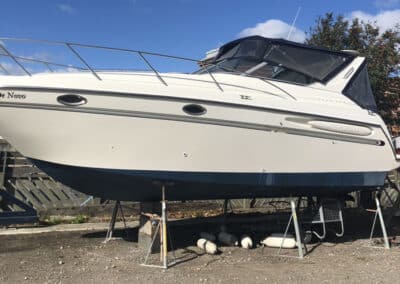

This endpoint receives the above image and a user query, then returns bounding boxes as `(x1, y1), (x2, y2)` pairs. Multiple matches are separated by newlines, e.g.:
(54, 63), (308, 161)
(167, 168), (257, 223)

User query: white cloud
(0, 62), (26, 75)
(58, 4), (75, 14)
(375, 0), (400, 8)
(238, 19), (306, 43)
(0, 62), (9, 74)
(51, 66), (79, 73)
(349, 9), (400, 32)
(0, 51), (61, 75)
(24, 52), (54, 62)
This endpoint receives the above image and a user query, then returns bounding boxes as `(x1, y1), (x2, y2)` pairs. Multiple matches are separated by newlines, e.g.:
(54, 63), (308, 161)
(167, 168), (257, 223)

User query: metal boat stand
(103, 200), (129, 243)
(277, 198), (308, 259)
(141, 184), (176, 269)
(368, 194), (390, 249)
(222, 199), (234, 215)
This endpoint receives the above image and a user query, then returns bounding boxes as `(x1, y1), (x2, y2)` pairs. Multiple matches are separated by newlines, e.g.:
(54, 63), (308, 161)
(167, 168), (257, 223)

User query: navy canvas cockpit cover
(214, 36), (354, 83)
(214, 36), (377, 111)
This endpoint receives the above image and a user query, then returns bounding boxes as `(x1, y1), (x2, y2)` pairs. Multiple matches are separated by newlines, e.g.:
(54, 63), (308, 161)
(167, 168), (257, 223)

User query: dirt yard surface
(1, 212), (400, 284)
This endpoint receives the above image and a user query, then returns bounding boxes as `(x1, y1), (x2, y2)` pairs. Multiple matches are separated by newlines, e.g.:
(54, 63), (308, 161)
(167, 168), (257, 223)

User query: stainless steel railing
(0, 37), (299, 100)
(0, 37), (224, 91)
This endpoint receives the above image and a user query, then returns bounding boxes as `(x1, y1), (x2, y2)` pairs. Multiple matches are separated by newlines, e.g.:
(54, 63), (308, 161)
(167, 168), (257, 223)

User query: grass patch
(70, 214), (89, 224)
(43, 217), (63, 226)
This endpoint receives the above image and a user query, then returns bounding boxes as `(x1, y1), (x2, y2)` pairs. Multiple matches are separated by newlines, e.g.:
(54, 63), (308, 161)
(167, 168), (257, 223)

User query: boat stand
(277, 198), (307, 259)
(369, 195), (390, 249)
(141, 184), (176, 269)
(222, 199), (234, 215)
(103, 200), (128, 243)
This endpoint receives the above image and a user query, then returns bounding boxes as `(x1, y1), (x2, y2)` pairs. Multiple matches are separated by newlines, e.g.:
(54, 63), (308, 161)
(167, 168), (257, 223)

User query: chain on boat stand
(141, 182), (177, 269)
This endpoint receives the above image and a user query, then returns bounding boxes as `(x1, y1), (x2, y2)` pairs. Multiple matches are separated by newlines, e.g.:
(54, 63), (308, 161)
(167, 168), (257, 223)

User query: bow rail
(0, 37), (223, 91)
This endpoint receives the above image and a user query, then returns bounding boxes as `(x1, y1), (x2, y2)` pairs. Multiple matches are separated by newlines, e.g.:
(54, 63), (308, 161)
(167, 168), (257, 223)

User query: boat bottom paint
(29, 158), (387, 202)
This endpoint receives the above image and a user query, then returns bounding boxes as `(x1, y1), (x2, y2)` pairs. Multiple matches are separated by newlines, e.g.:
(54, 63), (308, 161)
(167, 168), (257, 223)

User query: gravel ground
(1, 212), (400, 284)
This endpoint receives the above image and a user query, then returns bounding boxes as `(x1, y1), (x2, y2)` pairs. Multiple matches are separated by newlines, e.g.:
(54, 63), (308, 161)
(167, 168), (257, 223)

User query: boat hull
(0, 83), (397, 201)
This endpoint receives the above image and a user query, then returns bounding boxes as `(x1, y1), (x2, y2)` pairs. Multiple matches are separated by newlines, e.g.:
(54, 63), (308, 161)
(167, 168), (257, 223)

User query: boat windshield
(199, 57), (315, 84)
(196, 36), (355, 85)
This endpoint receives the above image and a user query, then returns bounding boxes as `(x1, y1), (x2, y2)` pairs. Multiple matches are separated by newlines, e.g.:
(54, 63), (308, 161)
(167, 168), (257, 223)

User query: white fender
(261, 234), (296, 248)
(240, 235), (253, 249)
(197, 238), (218, 254)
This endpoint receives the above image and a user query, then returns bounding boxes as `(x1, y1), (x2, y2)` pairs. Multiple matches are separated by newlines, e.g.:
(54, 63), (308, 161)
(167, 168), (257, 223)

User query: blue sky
(0, 0), (399, 73)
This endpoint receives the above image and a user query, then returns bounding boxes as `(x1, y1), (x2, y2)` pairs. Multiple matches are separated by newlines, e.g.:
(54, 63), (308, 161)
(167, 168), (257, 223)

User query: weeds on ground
(70, 214), (89, 224)
(41, 214), (89, 225)
(43, 217), (63, 226)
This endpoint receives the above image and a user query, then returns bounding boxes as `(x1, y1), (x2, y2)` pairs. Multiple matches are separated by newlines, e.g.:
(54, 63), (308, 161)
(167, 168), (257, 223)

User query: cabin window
(196, 36), (354, 86)
(343, 63), (377, 112)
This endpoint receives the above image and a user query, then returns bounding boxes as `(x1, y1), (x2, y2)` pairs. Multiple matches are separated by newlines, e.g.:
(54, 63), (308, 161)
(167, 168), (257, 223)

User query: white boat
(0, 36), (398, 201)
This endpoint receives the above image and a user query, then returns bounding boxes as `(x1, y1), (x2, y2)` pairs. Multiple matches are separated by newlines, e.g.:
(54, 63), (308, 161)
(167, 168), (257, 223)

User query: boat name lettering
(0, 91), (26, 100)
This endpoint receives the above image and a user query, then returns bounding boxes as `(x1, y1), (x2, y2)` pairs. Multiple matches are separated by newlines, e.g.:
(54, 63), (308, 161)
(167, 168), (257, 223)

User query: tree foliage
(306, 13), (400, 124)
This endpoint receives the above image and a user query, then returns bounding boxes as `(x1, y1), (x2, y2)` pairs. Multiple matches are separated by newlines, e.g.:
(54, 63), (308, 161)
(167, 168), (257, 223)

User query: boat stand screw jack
(141, 183), (176, 269)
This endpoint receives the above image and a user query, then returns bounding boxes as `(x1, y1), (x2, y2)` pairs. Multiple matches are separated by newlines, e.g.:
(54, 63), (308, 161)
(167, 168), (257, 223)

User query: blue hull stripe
(30, 158), (387, 201)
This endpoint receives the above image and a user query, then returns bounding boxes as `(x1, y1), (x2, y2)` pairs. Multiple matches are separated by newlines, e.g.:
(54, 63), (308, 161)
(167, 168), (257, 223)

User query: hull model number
(240, 95), (252, 100)
(0, 91), (26, 99)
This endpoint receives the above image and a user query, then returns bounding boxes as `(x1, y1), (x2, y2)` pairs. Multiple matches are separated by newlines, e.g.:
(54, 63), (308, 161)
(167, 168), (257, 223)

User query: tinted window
(197, 58), (314, 85)
(264, 44), (349, 82)
(209, 36), (354, 83)
(343, 64), (377, 111)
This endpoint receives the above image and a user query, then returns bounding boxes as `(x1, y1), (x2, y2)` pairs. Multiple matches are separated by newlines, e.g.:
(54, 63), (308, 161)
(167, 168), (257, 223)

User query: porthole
(183, 104), (207, 116)
(57, 94), (87, 106)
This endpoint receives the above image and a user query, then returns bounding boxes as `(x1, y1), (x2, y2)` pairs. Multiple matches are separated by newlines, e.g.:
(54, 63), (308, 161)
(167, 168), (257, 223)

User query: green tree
(306, 13), (400, 125)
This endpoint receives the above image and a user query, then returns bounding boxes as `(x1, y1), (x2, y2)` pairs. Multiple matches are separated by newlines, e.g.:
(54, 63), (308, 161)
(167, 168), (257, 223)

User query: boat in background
(0, 36), (398, 201)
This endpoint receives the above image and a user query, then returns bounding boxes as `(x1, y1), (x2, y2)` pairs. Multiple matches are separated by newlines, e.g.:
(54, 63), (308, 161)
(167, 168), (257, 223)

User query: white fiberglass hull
(0, 72), (398, 200)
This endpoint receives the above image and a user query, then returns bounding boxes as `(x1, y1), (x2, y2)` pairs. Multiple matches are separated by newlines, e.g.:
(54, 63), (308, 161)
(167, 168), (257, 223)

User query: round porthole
(57, 94), (87, 106)
(183, 104), (206, 116)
